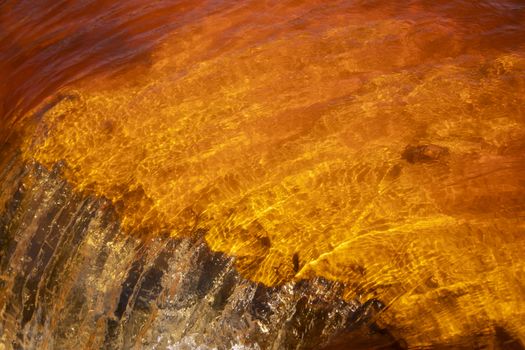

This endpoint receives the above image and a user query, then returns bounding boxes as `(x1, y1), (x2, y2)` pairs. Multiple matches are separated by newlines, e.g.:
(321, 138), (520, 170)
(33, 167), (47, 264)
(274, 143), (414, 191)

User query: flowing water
(1, 1), (525, 349)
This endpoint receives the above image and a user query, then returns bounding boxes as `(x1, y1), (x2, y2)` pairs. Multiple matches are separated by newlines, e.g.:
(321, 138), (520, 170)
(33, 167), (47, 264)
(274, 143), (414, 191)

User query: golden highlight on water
(5, 1), (525, 347)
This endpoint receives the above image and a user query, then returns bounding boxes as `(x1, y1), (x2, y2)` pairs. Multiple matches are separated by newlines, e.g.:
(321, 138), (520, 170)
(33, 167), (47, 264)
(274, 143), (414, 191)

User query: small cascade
(0, 149), (402, 349)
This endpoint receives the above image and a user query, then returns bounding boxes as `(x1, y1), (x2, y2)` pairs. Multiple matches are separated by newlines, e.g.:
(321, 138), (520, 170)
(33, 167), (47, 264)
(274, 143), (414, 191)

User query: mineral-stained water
(1, 1), (524, 349)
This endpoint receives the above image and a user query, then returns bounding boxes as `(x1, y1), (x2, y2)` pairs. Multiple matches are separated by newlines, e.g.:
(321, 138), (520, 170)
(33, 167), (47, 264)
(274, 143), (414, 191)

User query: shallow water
(1, 0), (525, 348)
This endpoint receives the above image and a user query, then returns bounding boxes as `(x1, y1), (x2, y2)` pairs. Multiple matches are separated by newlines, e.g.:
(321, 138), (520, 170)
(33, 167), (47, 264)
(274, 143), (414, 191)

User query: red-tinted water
(1, 1), (525, 348)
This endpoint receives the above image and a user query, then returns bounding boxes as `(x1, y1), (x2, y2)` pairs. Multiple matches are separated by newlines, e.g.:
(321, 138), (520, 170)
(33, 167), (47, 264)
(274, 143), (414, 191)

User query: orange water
(2, 0), (525, 347)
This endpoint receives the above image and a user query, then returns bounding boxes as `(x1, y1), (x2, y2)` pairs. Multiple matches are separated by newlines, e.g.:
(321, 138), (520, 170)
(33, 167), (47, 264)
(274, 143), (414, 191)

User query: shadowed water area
(1, 1), (525, 349)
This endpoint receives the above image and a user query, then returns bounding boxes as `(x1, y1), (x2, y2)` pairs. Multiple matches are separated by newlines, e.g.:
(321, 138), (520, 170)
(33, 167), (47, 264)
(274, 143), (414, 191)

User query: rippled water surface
(1, 0), (525, 348)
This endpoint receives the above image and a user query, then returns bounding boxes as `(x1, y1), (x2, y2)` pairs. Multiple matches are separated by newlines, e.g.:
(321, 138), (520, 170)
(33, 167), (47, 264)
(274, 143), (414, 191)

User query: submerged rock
(402, 144), (449, 164)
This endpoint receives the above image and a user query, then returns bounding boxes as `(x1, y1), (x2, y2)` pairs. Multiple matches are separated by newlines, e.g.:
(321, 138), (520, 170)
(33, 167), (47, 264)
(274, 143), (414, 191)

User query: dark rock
(402, 144), (449, 163)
